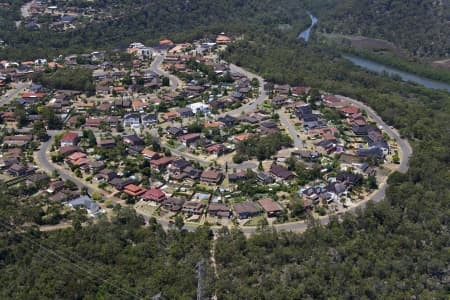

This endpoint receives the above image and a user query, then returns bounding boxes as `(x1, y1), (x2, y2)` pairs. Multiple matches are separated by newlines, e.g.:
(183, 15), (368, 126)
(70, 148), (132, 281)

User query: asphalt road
(150, 54), (180, 91)
(0, 82), (31, 106)
(36, 130), (94, 194)
(31, 60), (411, 235)
(335, 95), (412, 174)
(278, 111), (303, 149)
(222, 64), (268, 117)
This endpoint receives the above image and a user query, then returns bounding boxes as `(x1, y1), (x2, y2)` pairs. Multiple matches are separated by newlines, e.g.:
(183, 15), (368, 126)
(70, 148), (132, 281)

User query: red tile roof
(142, 189), (166, 202)
(61, 132), (79, 142)
(22, 92), (46, 98)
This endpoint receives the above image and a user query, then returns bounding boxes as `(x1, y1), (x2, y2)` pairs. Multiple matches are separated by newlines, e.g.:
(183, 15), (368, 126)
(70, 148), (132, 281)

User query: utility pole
(197, 260), (204, 300)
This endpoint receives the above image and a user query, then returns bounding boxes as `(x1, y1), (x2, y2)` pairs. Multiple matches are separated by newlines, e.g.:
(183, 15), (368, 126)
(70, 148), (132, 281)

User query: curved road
(221, 64), (268, 117)
(36, 131), (95, 194)
(33, 60), (412, 235)
(150, 54), (180, 91)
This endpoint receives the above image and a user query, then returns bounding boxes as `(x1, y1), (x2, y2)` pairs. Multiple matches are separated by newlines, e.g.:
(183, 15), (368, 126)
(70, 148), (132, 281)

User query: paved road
(336, 96), (412, 174)
(143, 128), (257, 170)
(278, 111), (303, 149)
(0, 82), (31, 106)
(222, 64), (268, 117)
(150, 54), (180, 91)
(36, 130), (95, 194)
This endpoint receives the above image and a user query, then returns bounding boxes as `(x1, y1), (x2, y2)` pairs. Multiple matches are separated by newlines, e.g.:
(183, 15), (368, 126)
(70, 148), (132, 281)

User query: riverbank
(344, 49), (450, 85)
(343, 54), (450, 92)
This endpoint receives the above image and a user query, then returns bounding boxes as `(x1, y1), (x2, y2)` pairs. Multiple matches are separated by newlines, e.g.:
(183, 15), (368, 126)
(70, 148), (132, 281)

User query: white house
(68, 195), (102, 217)
(123, 113), (141, 127)
(188, 102), (210, 114)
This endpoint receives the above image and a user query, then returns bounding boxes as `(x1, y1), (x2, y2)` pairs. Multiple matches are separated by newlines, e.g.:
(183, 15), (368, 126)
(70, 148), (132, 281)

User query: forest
(35, 67), (95, 94)
(1, 0), (449, 60)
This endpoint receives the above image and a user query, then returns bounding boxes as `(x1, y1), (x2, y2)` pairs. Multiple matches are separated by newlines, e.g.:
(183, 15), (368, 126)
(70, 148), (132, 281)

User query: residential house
(109, 178), (135, 190)
(178, 133), (201, 147)
(258, 198), (283, 217)
(142, 149), (161, 160)
(68, 196), (100, 216)
(358, 147), (385, 160)
(123, 134), (143, 146)
(177, 107), (194, 118)
(168, 159), (191, 173)
(93, 169), (117, 182)
(141, 113), (158, 126)
(233, 202), (260, 219)
(218, 115), (237, 127)
(98, 139), (116, 149)
(270, 163), (294, 180)
(7, 164), (34, 177)
(271, 95), (287, 106)
(315, 139), (337, 155)
(59, 145), (81, 157)
(167, 126), (183, 137)
(200, 170), (223, 184)
(182, 201), (205, 215)
(162, 197), (185, 212)
(257, 172), (275, 184)
(2, 135), (33, 147)
(123, 113), (141, 127)
(84, 117), (102, 128)
(161, 111), (180, 122)
(142, 188), (166, 204)
(47, 181), (65, 194)
(60, 132), (79, 147)
(123, 184), (147, 197)
(228, 170), (248, 183)
(132, 99), (146, 112)
(274, 84), (290, 95)
(208, 203), (231, 218)
(150, 156), (176, 171)
(206, 144), (226, 156)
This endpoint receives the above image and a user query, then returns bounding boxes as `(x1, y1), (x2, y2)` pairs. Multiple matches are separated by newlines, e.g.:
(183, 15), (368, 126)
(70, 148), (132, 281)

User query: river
(343, 54), (450, 92)
(298, 12), (318, 42)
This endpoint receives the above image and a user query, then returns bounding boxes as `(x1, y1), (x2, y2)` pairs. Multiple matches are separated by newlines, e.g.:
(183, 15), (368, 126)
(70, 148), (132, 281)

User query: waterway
(343, 54), (450, 92)
(298, 12), (318, 42)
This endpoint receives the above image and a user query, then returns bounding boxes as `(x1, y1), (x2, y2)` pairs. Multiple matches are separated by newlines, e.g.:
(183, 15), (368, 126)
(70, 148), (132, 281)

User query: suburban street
(150, 54), (180, 91)
(0, 81), (31, 106)
(35, 130), (96, 194)
(336, 95), (412, 174)
(141, 58), (412, 234)
(222, 64), (268, 117)
(278, 111), (304, 149)
(27, 54), (412, 235)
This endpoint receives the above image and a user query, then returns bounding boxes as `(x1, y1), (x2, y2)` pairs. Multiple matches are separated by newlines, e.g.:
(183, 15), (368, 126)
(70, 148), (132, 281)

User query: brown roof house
(208, 203), (231, 218)
(258, 198), (283, 217)
(233, 202), (260, 219)
(182, 201), (205, 215)
(200, 169), (223, 185)
(270, 163), (294, 181)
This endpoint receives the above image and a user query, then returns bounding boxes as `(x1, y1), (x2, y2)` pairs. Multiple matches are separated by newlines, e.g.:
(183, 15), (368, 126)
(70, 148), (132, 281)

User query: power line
(0, 221), (142, 299)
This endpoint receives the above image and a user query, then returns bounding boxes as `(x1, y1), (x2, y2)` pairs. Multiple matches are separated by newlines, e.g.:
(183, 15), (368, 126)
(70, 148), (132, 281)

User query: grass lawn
(243, 215), (267, 227)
